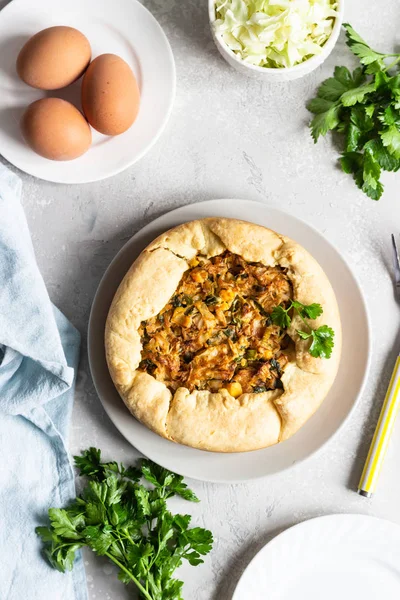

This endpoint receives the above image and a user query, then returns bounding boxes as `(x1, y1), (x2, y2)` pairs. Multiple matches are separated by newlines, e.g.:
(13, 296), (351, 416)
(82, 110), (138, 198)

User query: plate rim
(232, 513), (400, 599)
(88, 198), (371, 483)
(0, 0), (176, 184)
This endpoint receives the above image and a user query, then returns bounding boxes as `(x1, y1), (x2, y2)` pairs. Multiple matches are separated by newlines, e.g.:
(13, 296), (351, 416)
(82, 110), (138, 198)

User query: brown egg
(21, 98), (92, 161)
(17, 26), (91, 90)
(81, 54), (140, 135)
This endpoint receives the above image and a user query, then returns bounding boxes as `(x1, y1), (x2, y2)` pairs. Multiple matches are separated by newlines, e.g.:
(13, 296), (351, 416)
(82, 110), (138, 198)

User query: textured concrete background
(2, 0), (400, 598)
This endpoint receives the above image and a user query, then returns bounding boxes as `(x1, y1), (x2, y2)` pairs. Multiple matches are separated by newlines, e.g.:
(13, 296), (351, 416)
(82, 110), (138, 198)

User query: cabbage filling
(214, 0), (338, 69)
(138, 251), (292, 396)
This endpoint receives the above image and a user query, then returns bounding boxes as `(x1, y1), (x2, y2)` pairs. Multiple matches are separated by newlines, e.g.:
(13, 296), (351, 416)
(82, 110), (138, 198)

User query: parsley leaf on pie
(291, 301), (323, 320)
(272, 300), (334, 360)
(304, 328), (335, 360)
(270, 305), (292, 329)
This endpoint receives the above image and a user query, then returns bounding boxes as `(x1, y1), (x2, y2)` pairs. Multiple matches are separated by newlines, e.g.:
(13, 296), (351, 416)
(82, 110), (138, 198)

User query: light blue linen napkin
(0, 164), (87, 600)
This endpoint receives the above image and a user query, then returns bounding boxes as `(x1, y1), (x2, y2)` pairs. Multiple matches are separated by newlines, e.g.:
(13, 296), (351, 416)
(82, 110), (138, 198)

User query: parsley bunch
(308, 23), (400, 200)
(271, 300), (334, 359)
(36, 448), (213, 600)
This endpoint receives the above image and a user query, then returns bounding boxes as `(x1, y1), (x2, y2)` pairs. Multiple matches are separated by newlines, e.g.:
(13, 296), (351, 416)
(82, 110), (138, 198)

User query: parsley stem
(385, 56), (400, 71)
(293, 306), (311, 330)
(52, 541), (82, 554)
(104, 551), (153, 600)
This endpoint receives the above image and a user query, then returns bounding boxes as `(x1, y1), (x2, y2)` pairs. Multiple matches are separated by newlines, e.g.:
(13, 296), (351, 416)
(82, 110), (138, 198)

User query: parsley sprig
(271, 300), (334, 359)
(36, 448), (213, 600)
(307, 23), (400, 200)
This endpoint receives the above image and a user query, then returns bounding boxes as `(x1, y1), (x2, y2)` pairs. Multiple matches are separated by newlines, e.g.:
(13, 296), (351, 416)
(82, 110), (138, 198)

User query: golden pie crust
(105, 218), (342, 452)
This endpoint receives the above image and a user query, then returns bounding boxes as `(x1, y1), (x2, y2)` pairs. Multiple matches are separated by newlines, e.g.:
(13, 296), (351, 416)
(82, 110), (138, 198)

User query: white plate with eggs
(0, 0), (175, 183)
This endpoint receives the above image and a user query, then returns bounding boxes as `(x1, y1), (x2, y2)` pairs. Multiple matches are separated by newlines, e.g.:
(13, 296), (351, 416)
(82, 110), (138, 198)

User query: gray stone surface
(2, 0), (400, 598)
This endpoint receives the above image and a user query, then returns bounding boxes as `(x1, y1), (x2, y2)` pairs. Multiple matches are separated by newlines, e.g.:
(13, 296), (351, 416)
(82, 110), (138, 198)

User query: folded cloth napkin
(0, 164), (87, 600)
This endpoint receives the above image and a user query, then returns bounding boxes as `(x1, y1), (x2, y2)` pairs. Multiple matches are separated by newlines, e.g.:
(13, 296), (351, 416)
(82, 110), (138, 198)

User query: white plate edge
(232, 513), (400, 599)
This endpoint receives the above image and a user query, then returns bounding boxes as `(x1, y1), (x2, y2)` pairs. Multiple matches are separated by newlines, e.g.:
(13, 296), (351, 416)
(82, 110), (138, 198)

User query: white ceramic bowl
(209, 0), (345, 81)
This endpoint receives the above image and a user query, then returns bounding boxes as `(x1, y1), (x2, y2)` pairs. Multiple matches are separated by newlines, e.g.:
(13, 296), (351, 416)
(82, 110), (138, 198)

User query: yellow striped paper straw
(358, 355), (400, 498)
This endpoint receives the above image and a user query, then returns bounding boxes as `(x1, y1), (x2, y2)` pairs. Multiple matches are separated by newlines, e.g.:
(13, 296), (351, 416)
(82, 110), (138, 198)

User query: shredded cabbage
(213, 0), (338, 69)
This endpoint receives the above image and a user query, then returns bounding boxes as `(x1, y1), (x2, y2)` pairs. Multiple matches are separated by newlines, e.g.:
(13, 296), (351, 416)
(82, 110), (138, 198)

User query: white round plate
(233, 514), (400, 600)
(88, 199), (370, 483)
(0, 0), (175, 183)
